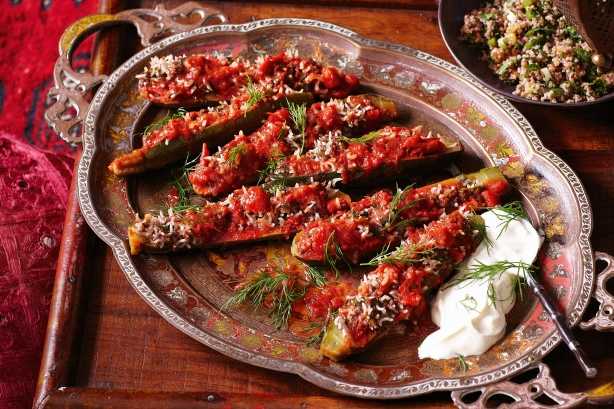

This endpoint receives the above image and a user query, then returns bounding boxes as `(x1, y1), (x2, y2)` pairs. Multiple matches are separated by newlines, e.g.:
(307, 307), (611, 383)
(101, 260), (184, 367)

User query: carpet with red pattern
(0, 1), (96, 408)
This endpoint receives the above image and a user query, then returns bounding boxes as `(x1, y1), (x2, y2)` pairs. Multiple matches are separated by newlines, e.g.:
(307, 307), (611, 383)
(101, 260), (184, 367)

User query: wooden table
(34, 1), (614, 408)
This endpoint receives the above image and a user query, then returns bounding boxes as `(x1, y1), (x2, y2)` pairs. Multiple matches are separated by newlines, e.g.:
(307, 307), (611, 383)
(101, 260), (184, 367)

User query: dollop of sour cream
(418, 208), (543, 360)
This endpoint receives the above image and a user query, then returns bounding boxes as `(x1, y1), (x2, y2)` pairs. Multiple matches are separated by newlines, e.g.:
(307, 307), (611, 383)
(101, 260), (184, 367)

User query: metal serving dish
(47, 6), (607, 400)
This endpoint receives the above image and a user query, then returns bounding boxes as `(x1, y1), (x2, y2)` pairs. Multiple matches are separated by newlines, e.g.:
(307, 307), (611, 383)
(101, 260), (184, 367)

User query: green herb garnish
(385, 185), (418, 230)
(304, 263), (327, 287)
(167, 154), (200, 213)
(458, 355), (469, 372)
(459, 294), (479, 312)
(270, 285), (306, 329)
(563, 26), (581, 41)
(245, 76), (264, 109)
(362, 242), (436, 267)
(223, 271), (288, 310)
(223, 270), (305, 329)
(447, 260), (535, 306)
(227, 142), (247, 167)
(143, 107), (187, 136)
(574, 47), (592, 64)
(324, 232), (351, 277)
(257, 154), (285, 185)
(591, 78), (608, 96)
(491, 201), (527, 239)
(287, 100), (307, 154)
(469, 214), (493, 249)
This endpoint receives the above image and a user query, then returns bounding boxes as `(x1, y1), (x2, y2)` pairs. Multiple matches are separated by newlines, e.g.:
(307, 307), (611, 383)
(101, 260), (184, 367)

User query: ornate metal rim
(77, 19), (595, 399)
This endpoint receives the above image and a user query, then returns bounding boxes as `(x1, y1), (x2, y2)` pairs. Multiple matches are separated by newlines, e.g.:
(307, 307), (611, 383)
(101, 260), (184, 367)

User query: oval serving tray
(73, 18), (595, 399)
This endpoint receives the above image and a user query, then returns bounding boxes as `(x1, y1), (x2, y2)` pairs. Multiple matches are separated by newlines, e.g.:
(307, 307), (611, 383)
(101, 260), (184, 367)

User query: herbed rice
(461, 0), (613, 103)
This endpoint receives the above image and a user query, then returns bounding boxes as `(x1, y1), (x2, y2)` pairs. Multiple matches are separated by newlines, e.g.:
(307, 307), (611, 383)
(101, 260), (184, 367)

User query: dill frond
(469, 214), (493, 249)
(362, 242), (436, 267)
(227, 142), (247, 167)
(270, 285), (306, 329)
(446, 260), (535, 306)
(304, 263), (327, 287)
(459, 294), (478, 312)
(257, 154), (285, 185)
(222, 271), (288, 310)
(223, 269), (306, 330)
(167, 153), (200, 213)
(245, 76), (264, 109)
(458, 355), (469, 372)
(262, 173), (291, 194)
(287, 100), (307, 154)
(324, 232), (351, 277)
(143, 107), (187, 136)
(491, 201), (528, 239)
(385, 185), (418, 230)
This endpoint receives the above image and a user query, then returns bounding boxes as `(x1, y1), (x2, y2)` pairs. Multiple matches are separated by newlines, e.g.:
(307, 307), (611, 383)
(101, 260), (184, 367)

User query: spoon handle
(526, 274), (597, 378)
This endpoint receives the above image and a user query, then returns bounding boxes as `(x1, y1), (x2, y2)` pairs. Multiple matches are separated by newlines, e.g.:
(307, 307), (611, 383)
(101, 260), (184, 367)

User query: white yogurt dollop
(418, 208), (543, 360)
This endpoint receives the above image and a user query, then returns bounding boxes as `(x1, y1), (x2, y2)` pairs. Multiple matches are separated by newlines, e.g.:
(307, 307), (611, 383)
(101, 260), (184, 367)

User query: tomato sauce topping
(188, 95), (397, 198)
(337, 211), (479, 346)
(137, 54), (248, 105)
(293, 282), (353, 321)
(301, 95), (397, 148)
(137, 52), (360, 105)
(293, 174), (509, 265)
(142, 92), (251, 150)
(188, 109), (292, 197)
(280, 125), (449, 183)
(256, 52), (358, 98)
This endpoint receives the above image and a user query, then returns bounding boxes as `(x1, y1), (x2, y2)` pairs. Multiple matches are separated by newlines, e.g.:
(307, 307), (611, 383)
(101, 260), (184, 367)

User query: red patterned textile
(0, 1), (96, 408)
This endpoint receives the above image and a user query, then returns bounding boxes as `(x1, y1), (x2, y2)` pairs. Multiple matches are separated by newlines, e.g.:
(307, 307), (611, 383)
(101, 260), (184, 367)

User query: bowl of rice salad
(439, 0), (614, 106)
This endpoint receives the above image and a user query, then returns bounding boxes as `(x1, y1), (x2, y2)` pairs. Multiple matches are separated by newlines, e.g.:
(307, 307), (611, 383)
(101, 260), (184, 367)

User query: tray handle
(580, 251), (614, 332)
(451, 363), (587, 408)
(45, 2), (227, 144)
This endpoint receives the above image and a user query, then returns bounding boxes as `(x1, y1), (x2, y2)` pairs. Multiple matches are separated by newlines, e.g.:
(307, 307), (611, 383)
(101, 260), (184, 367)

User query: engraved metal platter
(57, 15), (603, 399)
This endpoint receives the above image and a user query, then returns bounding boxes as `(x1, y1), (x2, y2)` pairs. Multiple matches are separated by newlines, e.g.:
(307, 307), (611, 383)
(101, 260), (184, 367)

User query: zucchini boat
(128, 183), (352, 255)
(137, 52), (360, 107)
(291, 167), (509, 264)
(270, 125), (461, 187)
(187, 95), (399, 197)
(319, 211), (484, 361)
(108, 91), (313, 176)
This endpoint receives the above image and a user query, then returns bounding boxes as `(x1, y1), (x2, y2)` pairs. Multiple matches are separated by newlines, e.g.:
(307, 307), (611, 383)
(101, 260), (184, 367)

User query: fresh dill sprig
(263, 173), (291, 194)
(451, 260), (534, 286)
(304, 263), (327, 287)
(222, 271), (288, 310)
(287, 100), (307, 154)
(143, 107), (187, 136)
(227, 142), (247, 167)
(459, 294), (478, 312)
(492, 201), (528, 239)
(257, 154), (285, 185)
(447, 260), (535, 306)
(324, 232), (351, 277)
(168, 153), (200, 213)
(457, 355), (469, 372)
(385, 185), (418, 230)
(362, 242), (436, 267)
(223, 269), (306, 329)
(245, 76), (264, 109)
(270, 285), (306, 329)
(469, 213), (493, 249)
(338, 130), (382, 145)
